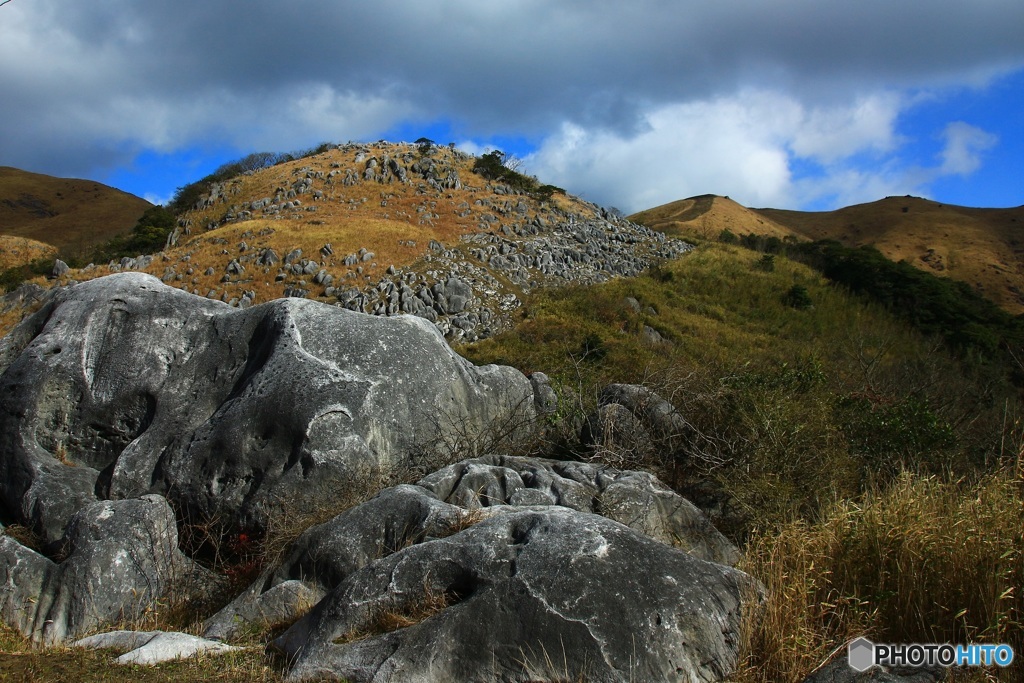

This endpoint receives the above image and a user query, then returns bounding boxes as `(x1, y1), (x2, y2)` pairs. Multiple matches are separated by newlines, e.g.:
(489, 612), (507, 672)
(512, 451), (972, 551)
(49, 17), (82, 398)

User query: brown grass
(0, 235), (57, 270)
(756, 196), (1024, 314)
(0, 166), (151, 257)
(734, 465), (1023, 682)
(0, 622), (281, 682)
(631, 195), (797, 241)
(633, 194), (1024, 314)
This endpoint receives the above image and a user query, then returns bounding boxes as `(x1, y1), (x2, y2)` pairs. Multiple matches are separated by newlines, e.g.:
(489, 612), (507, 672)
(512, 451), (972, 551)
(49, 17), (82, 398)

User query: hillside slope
(630, 194), (798, 241)
(0, 167), (152, 256)
(632, 194), (1024, 314)
(4, 142), (689, 341)
(756, 196), (1024, 313)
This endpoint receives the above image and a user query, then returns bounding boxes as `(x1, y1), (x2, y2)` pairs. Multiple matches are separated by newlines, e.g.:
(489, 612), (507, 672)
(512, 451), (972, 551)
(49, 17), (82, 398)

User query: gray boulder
(0, 273), (539, 546)
(274, 506), (756, 682)
(0, 495), (207, 646)
(418, 455), (738, 565)
(204, 456), (739, 646)
(74, 629), (241, 665)
(51, 259), (70, 278)
(582, 384), (696, 463)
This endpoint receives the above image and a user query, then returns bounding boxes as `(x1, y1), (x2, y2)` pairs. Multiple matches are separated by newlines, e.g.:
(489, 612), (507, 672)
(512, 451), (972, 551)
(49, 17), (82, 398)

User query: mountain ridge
(631, 193), (1024, 314)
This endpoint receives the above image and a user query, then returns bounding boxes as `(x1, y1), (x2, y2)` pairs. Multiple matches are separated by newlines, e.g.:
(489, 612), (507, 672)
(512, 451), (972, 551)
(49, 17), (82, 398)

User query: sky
(1, 0), (1022, 214)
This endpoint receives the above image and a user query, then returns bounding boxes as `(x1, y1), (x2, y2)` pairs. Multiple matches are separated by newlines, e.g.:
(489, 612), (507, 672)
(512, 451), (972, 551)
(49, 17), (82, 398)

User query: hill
(630, 194), (798, 241)
(632, 193), (1024, 314)
(756, 196), (1024, 313)
(0, 166), (152, 257)
(0, 148), (1020, 682)
(2, 142), (688, 341)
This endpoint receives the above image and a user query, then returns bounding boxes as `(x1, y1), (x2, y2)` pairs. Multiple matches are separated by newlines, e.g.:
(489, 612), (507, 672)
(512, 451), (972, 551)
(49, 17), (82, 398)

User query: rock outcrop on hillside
(41, 142), (692, 345)
(0, 273), (540, 547)
(203, 455), (754, 682)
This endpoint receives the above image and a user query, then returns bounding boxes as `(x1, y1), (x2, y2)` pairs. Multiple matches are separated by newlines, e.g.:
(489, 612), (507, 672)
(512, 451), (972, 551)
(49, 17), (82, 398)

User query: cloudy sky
(2, 0), (1022, 213)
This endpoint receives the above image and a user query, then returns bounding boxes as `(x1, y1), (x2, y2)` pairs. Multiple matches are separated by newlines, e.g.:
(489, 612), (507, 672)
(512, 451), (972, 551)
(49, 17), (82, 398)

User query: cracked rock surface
(207, 456), (754, 682)
(0, 273), (539, 545)
(275, 506), (754, 683)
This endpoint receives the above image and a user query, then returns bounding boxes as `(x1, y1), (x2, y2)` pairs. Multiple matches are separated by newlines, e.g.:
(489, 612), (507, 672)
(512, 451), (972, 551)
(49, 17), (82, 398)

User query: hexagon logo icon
(848, 637), (875, 672)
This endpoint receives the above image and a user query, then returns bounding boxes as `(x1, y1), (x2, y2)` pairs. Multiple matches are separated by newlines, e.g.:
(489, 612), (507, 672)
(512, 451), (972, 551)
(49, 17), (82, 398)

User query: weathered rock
(581, 402), (654, 461)
(418, 455), (738, 565)
(587, 383), (695, 451)
(51, 259), (70, 278)
(0, 273), (539, 546)
(75, 629), (241, 665)
(274, 506), (755, 682)
(205, 456), (739, 646)
(0, 495), (207, 646)
(528, 372), (557, 414)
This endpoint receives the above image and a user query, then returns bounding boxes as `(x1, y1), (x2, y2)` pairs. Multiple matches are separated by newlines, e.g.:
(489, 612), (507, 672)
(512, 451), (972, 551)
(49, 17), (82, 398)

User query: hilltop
(631, 193), (1024, 314)
(0, 166), (151, 256)
(3, 142), (688, 341)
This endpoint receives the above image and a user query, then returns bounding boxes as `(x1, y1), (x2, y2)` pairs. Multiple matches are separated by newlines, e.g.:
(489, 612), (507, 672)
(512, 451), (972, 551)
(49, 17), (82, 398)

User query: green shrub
(754, 254), (775, 272)
(718, 228), (739, 244)
(782, 284), (812, 309)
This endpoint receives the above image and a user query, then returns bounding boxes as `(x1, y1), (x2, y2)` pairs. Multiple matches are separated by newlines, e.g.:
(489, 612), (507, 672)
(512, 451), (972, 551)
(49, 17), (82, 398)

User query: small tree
(783, 284), (813, 310)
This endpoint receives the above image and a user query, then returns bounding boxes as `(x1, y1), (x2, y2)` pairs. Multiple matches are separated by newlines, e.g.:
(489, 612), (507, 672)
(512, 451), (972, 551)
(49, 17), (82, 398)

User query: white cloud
(939, 121), (998, 176)
(525, 90), (908, 212)
(0, 0), (1020, 207)
(789, 93), (904, 163)
(523, 90), (1003, 213)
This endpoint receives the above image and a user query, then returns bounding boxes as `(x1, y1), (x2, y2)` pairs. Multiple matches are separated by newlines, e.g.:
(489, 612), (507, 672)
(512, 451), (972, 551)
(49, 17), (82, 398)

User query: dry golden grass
(757, 196), (1024, 314)
(0, 166), (151, 256)
(0, 235), (57, 270)
(0, 622), (282, 682)
(631, 195), (797, 242)
(734, 464), (1023, 682)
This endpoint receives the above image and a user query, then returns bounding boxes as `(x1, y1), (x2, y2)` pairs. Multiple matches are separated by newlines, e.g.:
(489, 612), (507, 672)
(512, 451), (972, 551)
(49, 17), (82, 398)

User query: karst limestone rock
(0, 272), (540, 548)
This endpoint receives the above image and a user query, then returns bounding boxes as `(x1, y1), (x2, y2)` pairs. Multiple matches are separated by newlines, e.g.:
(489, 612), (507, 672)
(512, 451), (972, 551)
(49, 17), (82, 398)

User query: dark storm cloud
(1, 0), (1022, 202)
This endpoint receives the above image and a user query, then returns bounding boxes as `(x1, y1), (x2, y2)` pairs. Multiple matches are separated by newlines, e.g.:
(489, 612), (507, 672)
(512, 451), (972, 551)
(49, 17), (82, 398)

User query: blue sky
(1, 1), (1021, 213)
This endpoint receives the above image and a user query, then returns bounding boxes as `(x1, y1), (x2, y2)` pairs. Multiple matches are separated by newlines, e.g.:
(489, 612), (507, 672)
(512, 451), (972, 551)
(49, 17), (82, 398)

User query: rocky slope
(17, 142), (689, 343)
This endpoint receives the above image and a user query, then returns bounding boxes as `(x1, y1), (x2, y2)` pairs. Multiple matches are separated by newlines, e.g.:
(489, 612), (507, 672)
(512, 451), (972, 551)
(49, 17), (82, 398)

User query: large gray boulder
(274, 506), (756, 682)
(204, 456), (751, 682)
(0, 495), (207, 646)
(417, 454), (739, 565)
(0, 272), (538, 545)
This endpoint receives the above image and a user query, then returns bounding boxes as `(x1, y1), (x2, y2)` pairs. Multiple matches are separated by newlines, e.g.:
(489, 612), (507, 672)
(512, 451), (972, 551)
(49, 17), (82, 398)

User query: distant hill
(630, 195), (798, 241)
(631, 194), (1024, 314)
(0, 166), (151, 257)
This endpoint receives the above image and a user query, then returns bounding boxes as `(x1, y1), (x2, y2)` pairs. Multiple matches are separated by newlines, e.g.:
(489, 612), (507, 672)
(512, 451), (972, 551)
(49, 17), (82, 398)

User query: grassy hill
(0, 166), (152, 258)
(632, 193), (1024, 314)
(630, 194), (798, 241)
